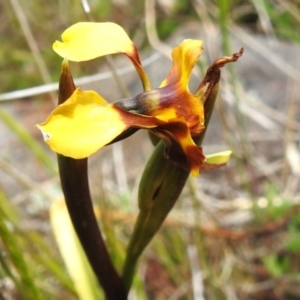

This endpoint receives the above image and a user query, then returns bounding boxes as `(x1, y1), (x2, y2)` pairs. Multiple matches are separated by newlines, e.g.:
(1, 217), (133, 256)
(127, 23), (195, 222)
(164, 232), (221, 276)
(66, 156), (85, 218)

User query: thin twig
(0, 53), (160, 102)
(0, 159), (53, 202)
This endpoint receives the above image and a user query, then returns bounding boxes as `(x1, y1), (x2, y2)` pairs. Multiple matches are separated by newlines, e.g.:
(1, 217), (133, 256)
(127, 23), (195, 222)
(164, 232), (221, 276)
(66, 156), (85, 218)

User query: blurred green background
(1, 0), (300, 299)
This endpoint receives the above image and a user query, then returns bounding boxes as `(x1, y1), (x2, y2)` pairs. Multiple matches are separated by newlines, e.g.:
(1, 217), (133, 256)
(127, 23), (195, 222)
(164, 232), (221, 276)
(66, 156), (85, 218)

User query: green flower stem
(124, 83), (219, 290)
(122, 50), (244, 293)
(122, 77), (220, 295)
(122, 142), (190, 292)
(57, 60), (126, 300)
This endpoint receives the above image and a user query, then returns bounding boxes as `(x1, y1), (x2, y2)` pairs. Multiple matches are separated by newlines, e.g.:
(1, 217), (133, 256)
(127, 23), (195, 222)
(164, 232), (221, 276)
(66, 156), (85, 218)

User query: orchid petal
(53, 22), (151, 90)
(160, 39), (204, 88)
(205, 150), (232, 165)
(131, 85), (205, 135)
(37, 89), (127, 158)
(152, 119), (205, 176)
(201, 150), (232, 171)
(148, 39), (205, 131)
(53, 22), (136, 62)
(150, 87), (205, 134)
(36, 89), (159, 159)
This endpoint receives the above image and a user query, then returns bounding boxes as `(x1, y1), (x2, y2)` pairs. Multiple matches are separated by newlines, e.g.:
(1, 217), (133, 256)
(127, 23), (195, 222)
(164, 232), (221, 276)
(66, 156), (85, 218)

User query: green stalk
(122, 142), (190, 291)
(57, 60), (126, 300)
(122, 50), (243, 293)
(50, 199), (103, 300)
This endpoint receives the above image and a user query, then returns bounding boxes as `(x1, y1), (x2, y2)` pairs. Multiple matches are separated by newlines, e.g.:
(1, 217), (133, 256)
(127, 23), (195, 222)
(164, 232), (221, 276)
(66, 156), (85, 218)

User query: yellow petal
(37, 89), (129, 158)
(205, 150), (232, 165)
(53, 22), (135, 62)
(53, 22), (151, 91)
(50, 199), (102, 300)
(201, 150), (232, 171)
(37, 89), (161, 158)
(160, 39), (204, 88)
(147, 39), (204, 129)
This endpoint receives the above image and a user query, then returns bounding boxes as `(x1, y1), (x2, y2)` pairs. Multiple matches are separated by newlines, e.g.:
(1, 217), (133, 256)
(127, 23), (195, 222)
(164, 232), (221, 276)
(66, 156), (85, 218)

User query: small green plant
(286, 211), (300, 253)
(262, 253), (290, 278)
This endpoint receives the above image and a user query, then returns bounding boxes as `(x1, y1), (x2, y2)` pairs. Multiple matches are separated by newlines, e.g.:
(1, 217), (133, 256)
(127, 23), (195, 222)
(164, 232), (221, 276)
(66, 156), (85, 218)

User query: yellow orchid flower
(53, 22), (151, 91)
(37, 22), (238, 176)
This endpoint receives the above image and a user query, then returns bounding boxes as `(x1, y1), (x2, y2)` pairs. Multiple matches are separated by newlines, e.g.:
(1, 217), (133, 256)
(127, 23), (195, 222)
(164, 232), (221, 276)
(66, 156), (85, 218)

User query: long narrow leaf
(0, 193), (43, 300)
(50, 199), (103, 300)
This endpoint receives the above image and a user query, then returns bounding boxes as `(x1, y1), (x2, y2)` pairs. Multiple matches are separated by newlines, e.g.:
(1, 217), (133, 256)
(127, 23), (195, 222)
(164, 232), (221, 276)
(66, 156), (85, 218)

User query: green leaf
(262, 254), (289, 278)
(122, 141), (190, 292)
(0, 193), (43, 300)
(50, 199), (103, 300)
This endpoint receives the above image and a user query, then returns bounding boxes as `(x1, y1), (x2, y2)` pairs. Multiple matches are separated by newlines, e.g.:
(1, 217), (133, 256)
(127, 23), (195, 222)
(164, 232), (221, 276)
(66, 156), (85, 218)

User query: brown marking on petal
(126, 44), (152, 91)
(114, 101), (205, 173)
(108, 128), (139, 145)
(156, 84), (192, 113)
(114, 89), (162, 116)
(157, 84), (182, 109)
(152, 84), (204, 123)
(120, 43), (143, 69)
(185, 115), (199, 127)
(104, 102), (170, 146)
(185, 115), (205, 136)
(121, 43), (142, 66)
(131, 44), (143, 65)
(200, 162), (226, 172)
(157, 120), (187, 140)
(185, 144), (205, 174)
(113, 104), (160, 128)
(152, 121), (205, 173)
(118, 82), (204, 134)
(105, 104), (163, 146)
(151, 127), (190, 171)
(131, 89), (161, 114)
(133, 84), (198, 117)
